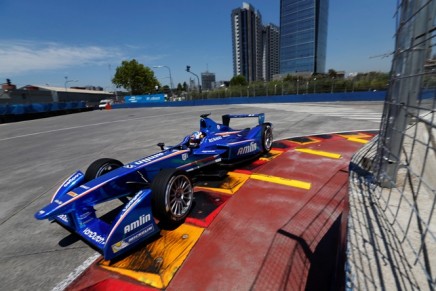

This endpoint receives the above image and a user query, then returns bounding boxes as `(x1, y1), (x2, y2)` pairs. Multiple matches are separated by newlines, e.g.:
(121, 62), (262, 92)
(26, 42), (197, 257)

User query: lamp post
(153, 65), (174, 91)
(185, 65), (202, 94)
(297, 78), (300, 95)
(331, 77), (335, 93)
(64, 76), (78, 90)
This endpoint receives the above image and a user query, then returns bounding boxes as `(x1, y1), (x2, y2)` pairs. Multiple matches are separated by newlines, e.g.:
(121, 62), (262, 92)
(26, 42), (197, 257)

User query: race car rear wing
(222, 113), (265, 127)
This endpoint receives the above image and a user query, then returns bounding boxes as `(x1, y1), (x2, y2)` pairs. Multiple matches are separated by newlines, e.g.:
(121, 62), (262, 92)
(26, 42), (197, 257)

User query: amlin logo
(124, 214), (151, 234)
(237, 142), (257, 155)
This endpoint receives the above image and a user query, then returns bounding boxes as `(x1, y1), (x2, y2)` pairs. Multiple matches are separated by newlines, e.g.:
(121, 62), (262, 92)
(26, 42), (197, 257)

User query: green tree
(230, 75), (248, 86)
(327, 69), (337, 78)
(112, 59), (160, 95)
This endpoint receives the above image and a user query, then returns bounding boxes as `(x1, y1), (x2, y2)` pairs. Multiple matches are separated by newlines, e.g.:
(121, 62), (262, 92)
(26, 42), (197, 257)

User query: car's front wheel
(84, 158), (123, 181)
(261, 123), (273, 153)
(151, 168), (194, 226)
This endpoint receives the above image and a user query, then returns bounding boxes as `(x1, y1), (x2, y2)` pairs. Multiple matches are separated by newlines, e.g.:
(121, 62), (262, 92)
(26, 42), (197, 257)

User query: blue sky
(1, 0), (397, 90)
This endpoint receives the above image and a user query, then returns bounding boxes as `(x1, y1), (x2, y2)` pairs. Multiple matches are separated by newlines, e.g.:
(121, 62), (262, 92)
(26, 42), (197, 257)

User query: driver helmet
(189, 131), (204, 147)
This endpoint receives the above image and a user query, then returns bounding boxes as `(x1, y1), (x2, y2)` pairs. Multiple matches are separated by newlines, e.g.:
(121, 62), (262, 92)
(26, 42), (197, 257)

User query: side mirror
(157, 143), (165, 150)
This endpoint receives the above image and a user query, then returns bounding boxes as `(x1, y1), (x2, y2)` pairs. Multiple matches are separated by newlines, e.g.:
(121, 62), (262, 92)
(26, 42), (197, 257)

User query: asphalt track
(0, 102), (383, 290)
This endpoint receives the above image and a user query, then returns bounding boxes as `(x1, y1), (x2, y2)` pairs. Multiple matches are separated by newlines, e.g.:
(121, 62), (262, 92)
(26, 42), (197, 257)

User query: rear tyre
(151, 168), (193, 226)
(261, 123), (273, 153)
(84, 158), (123, 181)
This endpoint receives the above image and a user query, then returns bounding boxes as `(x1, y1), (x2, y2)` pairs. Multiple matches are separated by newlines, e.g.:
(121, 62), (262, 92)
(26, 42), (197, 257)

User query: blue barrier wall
(113, 91), (387, 109)
(0, 101), (87, 116)
(0, 91), (389, 117)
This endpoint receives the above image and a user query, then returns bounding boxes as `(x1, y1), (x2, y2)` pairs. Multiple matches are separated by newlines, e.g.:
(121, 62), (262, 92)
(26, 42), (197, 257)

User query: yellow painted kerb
(194, 171), (250, 194)
(250, 173), (311, 190)
(296, 148), (342, 159)
(100, 224), (204, 289)
(347, 137), (369, 144)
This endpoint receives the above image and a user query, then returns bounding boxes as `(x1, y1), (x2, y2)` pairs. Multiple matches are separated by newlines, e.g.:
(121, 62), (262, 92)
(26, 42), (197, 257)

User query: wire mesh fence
(347, 0), (436, 290)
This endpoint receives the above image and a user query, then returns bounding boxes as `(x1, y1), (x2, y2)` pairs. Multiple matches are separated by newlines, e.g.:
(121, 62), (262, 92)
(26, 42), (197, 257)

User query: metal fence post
(376, 0), (434, 187)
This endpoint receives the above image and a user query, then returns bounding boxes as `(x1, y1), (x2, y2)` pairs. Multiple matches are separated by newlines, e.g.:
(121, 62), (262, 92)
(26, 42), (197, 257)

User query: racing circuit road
(0, 102), (383, 290)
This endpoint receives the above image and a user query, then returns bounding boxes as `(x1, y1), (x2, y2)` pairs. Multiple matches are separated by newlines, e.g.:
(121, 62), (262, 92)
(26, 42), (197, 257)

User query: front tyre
(84, 158), (123, 181)
(151, 169), (193, 226)
(261, 123), (273, 153)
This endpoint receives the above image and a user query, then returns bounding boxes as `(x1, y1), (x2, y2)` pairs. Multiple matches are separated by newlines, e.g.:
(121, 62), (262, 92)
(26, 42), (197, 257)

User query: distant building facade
(262, 23), (280, 81)
(231, 2), (263, 82)
(201, 72), (216, 91)
(280, 0), (329, 75)
(231, 3), (280, 82)
(0, 84), (113, 107)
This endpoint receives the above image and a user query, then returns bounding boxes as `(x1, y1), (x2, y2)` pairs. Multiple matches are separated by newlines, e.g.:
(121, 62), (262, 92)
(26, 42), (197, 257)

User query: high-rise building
(262, 23), (280, 81)
(279, 0), (329, 75)
(201, 72), (216, 91)
(231, 2), (263, 82)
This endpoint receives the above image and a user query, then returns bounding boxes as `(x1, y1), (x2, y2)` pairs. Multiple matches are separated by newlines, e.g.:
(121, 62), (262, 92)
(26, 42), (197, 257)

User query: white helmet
(189, 131), (204, 147)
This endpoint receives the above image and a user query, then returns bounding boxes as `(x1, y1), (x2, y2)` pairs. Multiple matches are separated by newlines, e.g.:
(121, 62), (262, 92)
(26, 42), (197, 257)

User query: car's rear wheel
(84, 158), (123, 181)
(151, 168), (193, 226)
(261, 123), (273, 153)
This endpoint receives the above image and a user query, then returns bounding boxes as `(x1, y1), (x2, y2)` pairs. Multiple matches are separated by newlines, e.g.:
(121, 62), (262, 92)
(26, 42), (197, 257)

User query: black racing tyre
(261, 123), (273, 153)
(84, 158), (123, 181)
(151, 168), (193, 226)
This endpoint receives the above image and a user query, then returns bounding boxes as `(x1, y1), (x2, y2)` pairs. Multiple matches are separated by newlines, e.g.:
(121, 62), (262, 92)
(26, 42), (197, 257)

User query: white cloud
(0, 40), (121, 75)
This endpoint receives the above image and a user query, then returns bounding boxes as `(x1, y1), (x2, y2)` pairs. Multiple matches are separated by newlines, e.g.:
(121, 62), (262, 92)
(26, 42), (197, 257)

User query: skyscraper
(201, 71), (216, 91)
(280, 0), (329, 75)
(231, 2), (263, 82)
(262, 23), (280, 81)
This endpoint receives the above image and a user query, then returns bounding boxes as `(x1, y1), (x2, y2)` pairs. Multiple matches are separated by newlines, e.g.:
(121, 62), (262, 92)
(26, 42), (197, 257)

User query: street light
(297, 78), (300, 95)
(331, 77), (335, 93)
(185, 65), (202, 94)
(153, 65), (174, 90)
(64, 76), (78, 90)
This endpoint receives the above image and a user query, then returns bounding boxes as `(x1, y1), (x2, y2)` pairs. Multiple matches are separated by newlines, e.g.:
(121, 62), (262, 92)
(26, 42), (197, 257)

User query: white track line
(52, 252), (101, 291)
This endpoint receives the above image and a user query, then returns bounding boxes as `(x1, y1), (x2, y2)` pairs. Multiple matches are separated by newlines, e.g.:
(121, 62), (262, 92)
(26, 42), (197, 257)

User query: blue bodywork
(35, 113), (272, 260)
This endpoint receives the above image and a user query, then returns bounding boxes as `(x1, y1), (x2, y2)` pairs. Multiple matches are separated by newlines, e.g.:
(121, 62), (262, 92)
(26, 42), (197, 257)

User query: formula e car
(35, 113), (273, 260)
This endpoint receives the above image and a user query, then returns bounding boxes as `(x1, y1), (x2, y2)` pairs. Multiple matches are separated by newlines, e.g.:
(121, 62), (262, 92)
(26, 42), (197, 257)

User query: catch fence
(347, 1), (436, 290)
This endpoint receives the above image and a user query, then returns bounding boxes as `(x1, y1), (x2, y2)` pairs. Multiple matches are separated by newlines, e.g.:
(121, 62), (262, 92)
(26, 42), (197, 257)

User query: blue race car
(35, 113), (273, 260)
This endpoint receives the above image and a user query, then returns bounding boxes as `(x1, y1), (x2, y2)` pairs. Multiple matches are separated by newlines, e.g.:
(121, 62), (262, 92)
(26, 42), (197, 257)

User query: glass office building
(280, 0), (329, 75)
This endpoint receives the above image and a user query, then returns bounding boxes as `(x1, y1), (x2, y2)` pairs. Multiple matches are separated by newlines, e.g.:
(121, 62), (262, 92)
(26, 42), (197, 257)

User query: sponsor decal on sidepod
(237, 141), (257, 155)
(208, 136), (222, 143)
(124, 152), (165, 168)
